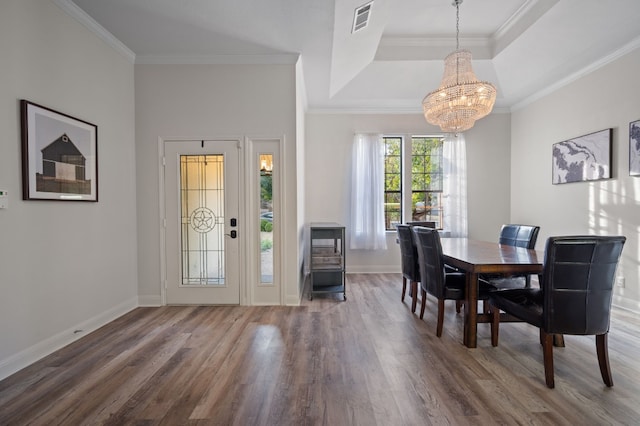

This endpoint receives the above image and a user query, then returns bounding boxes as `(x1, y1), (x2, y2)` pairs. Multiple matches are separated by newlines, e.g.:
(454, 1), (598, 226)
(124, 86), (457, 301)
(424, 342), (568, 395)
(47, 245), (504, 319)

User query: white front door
(164, 140), (240, 304)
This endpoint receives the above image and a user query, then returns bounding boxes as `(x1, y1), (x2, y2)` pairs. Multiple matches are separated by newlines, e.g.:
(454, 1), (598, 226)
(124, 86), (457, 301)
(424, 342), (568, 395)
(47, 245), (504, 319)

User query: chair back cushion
(499, 224), (540, 249)
(396, 225), (420, 281)
(542, 236), (625, 335)
(412, 226), (446, 298)
(407, 221), (436, 228)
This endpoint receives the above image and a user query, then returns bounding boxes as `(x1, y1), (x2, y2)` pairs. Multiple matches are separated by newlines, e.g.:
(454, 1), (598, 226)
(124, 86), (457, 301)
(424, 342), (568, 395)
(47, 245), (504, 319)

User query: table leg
(463, 271), (478, 348)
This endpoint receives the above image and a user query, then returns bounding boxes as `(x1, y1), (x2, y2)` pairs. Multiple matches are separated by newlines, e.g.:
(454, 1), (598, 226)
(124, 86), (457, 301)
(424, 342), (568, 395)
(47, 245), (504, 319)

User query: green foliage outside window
(384, 138), (402, 229)
(261, 175), (272, 202)
(261, 219), (272, 232)
(383, 136), (444, 230)
(261, 239), (273, 251)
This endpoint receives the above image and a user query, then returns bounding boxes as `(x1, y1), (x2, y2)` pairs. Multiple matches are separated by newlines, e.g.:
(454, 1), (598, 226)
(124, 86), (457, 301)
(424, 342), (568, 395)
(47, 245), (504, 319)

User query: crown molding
(307, 103), (510, 115)
(379, 35), (489, 48)
(135, 54), (299, 65)
(51, 0), (135, 63)
(511, 36), (640, 111)
(493, 0), (557, 41)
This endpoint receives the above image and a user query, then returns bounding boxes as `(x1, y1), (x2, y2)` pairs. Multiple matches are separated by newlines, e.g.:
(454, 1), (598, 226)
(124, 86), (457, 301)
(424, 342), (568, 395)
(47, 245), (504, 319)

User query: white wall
(295, 58), (307, 295)
(134, 63), (302, 306)
(304, 112), (512, 273)
(0, 0), (137, 379)
(511, 48), (640, 312)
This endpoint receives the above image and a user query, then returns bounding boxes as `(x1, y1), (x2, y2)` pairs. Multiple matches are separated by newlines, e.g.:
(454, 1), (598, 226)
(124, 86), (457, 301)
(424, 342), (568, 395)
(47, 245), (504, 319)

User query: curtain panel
(442, 133), (468, 237)
(350, 133), (387, 250)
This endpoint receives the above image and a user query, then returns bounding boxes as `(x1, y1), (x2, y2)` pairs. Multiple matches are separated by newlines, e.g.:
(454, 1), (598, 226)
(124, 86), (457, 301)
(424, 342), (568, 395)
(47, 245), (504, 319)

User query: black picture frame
(630, 119), (640, 176)
(552, 128), (612, 184)
(21, 100), (98, 201)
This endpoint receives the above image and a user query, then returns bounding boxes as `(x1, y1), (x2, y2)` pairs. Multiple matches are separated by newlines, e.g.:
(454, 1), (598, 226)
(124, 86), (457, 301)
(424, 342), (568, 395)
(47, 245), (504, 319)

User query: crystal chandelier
(422, 0), (496, 133)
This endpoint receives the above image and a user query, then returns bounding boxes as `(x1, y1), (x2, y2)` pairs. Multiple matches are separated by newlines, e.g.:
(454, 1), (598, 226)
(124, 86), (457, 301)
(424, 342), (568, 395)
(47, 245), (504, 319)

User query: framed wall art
(551, 128), (611, 184)
(21, 100), (98, 201)
(630, 119), (640, 176)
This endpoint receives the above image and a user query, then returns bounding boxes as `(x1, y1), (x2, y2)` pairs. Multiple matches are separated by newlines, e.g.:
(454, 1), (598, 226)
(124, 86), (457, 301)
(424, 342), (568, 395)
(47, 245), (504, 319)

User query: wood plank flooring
(1, 273), (640, 425)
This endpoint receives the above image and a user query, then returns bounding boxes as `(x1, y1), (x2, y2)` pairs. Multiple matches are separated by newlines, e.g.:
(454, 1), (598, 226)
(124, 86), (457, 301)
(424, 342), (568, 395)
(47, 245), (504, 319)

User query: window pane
(259, 154), (273, 285)
(411, 137), (443, 228)
(180, 155), (225, 285)
(383, 137), (402, 230)
(385, 192), (401, 230)
(382, 135), (445, 230)
(411, 191), (442, 226)
(385, 173), (401, 191)
(385, 156), (401, 174)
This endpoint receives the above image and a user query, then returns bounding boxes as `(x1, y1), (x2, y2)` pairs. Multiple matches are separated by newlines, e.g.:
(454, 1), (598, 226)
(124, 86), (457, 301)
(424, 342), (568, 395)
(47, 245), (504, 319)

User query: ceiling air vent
(352, 1), (373, 33)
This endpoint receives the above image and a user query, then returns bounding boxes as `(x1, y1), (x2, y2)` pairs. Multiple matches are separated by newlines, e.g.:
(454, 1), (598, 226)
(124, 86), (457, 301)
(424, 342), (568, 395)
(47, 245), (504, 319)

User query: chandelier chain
(456, 1), (460, 50)
(455, 1), (460, 85)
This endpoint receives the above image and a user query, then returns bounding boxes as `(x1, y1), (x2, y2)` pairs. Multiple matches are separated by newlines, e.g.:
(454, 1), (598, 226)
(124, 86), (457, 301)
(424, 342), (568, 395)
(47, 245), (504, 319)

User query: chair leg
(553, 334), (565, 347)
(411, 281), (418, 313)
(401, 277), (407, 302)
(596, 333), (614, 387)
(419, 289), (427, 319)
(455, 300), (462, 313)
(490, 303), (500, 347)
(436, 299), (445, 337)
(541, 330), (555, 388)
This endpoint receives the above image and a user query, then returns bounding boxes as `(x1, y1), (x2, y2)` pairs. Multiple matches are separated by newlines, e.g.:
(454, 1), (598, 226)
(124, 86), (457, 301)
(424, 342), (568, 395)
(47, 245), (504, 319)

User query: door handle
(226, 230), (237, 239)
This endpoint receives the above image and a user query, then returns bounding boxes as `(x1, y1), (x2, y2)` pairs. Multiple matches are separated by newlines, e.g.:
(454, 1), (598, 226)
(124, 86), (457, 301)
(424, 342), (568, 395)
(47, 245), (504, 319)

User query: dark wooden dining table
(439, 238), (543, 348)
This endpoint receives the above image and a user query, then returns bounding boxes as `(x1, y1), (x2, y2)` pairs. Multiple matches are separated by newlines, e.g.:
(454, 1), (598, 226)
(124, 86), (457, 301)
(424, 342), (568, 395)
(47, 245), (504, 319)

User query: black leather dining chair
(489, 235), (626, 388)
(396, 224), (420, 312)
(413, 226), (496, 337)
(499, 224), (540, 248)
(488, 224), (540, 288)
(406, 221), (436, 228)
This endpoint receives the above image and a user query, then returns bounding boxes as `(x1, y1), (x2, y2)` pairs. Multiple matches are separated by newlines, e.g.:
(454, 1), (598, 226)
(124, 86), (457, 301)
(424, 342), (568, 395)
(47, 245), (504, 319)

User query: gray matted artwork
(630, 119), (640, 176)
(552, 128), (611, 184)
(21, 100), (98, 201)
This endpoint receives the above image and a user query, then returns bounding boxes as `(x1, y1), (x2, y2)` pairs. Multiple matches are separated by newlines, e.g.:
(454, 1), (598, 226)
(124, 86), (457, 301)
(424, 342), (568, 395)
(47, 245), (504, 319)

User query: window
(383, 137), (402, 230)
(383, 135), (443, 230)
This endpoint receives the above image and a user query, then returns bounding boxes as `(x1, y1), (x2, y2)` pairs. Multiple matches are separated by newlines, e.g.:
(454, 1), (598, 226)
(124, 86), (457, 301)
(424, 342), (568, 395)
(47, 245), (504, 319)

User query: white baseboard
(0, 297), (138, 381)
(613, 295), (640, 315)
(346, 266), (401, 274)
(285, 294), (301, 306)
(138, 294), (162, 307)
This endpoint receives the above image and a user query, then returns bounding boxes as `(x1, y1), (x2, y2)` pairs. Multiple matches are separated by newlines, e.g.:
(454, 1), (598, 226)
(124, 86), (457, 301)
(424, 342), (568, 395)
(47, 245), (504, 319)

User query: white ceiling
(67, 0), (640, 112)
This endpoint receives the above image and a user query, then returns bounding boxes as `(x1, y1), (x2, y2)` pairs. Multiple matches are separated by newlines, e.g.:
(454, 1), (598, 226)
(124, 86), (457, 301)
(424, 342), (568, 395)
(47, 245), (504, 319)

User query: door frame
(158, 135), (285, 306)
(245, 137), (285, 305)
(158, 136), (246, 306)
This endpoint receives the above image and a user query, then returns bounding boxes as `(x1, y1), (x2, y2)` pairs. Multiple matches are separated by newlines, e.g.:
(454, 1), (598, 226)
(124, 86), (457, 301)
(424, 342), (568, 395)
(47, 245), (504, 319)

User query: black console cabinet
(309, 223), (346, 300)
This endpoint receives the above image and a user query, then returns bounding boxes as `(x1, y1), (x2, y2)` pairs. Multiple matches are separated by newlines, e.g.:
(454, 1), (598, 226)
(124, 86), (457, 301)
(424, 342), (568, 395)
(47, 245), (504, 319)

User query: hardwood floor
(2, 273), (640, 425)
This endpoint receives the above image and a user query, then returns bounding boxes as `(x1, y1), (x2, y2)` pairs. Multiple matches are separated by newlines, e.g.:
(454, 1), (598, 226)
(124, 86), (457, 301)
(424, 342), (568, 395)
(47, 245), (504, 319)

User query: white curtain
(350, 133), (387, 250)
(442, 133), (468, 237)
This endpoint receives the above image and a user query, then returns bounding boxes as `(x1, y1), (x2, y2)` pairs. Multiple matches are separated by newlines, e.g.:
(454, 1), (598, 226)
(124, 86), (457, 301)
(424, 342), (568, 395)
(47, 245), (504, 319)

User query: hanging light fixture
(422, 0), (496, 133)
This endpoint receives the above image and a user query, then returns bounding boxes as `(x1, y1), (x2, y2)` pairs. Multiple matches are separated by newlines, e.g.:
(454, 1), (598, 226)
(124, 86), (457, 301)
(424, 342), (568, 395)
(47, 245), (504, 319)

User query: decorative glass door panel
(259, 154), (273, 285)
(180, 155), (225, 285)
(164, 140), (240, 305)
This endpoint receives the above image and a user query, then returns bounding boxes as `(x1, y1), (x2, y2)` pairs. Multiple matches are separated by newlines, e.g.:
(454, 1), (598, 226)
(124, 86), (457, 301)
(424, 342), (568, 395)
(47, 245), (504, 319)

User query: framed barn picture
(21, 100), (98, 201)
